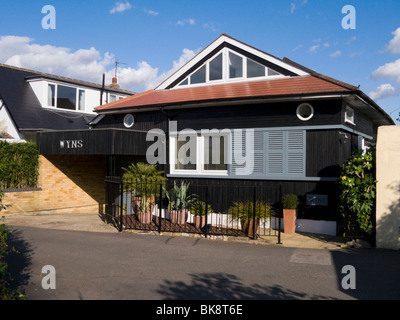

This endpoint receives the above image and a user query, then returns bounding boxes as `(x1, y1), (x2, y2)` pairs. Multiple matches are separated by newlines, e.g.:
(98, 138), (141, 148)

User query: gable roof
(156, 33), (309, 90)
(94, 34), (394, 126)
(0, 64), (134, 132)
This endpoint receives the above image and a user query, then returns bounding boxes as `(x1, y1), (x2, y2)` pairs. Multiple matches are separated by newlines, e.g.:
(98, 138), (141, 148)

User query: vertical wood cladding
(171, 177), (340, 221)
(94, 99), (343, 131)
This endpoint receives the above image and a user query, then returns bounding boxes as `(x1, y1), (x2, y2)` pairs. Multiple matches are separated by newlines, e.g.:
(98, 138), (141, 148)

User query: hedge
(0, 141), (39, 189)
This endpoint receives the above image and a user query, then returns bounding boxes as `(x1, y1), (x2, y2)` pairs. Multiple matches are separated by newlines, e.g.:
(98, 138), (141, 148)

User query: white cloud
(330, 50), (342, 58)
(292, 44), (303, 51)
(372, 58), (400, 83)
(345, 36), (357, 45)
(368, 84), (397, 101)
(110, 1), (132, 14)
(144, 9), (159, 16)
(177, 18), (195, 26)
(0, 35), (196, 93)
(387, 27), (400, 54)
(309, 44), (319, 53)
(290, 0), (308, 14)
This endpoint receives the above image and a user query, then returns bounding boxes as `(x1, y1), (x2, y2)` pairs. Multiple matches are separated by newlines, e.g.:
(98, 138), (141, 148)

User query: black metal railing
(105, 177), (282, 242)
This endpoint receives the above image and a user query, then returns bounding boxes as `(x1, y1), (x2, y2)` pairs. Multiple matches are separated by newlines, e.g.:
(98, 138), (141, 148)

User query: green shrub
(0, 141), (39, 189)
(227, 200), (275, 222)
(282, 194), (299, 209)
(338, 147), (376, 238)
(0, 192), (24, 299)
(122, 162), (167, 197)
(190, 201), (213, 216)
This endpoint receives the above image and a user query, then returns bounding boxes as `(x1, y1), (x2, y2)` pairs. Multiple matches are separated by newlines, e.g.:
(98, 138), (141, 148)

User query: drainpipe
(100, 73), (105, 105)
(160, 107), (170, 178)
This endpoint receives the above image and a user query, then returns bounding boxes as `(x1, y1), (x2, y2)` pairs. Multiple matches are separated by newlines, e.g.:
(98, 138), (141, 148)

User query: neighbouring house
(35, 34), (394, 234)
(0, 63), (133, 142)
(0, 63), (134, 215)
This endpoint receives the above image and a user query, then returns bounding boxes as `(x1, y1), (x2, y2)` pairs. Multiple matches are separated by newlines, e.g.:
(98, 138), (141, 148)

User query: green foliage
(190, 200), (213, 216)
(0, 193), (25, 299)
(0, 141), (39, 189)
(227, 200), (275, 222)
(338, 147), (376, 238)
(282, 194), (299, 209)
(164, 181), (197, 211)
(122, 162), (167, 197)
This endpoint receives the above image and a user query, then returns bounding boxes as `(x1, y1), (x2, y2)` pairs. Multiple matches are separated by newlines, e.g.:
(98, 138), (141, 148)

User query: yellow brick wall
(2, 155), (107, 214)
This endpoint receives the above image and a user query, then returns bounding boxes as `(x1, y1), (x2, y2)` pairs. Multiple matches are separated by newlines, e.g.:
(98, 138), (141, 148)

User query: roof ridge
(0, 63), (135, 94)
(95, 89), (154, 111)
(282, 58), (359, 91)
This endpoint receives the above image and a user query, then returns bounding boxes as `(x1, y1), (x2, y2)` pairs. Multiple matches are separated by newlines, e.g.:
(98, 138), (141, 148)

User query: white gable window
(177, 48), (283, 88)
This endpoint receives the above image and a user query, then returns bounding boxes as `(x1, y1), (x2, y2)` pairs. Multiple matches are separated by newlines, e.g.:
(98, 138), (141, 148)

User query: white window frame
(296, 103), (314, 121)
(345, 105), (355, 125)
(46, 82), (87, 112)
(169, 130), (230, 176)
(176, 48), (285, 88)
(123, 114), (135, 128)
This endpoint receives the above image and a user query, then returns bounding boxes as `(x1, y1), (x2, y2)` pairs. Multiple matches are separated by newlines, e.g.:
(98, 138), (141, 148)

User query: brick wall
(3, 155), (107, 214)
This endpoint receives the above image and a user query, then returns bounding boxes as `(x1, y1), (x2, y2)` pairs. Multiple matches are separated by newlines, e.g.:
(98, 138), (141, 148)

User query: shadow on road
(156, 272), (338, 300)
(4, 227), (33, 297)
(330, 248), (400, 300)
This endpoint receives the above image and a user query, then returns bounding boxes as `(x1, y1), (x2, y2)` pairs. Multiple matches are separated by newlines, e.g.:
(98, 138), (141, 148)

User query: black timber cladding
(37, 129), (151, 155)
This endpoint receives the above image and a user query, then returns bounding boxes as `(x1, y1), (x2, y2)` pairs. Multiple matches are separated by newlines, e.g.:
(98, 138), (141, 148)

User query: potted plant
(190, 200), (213, 229)
(165, 181), (197, 225)
(122, 162), (167, 224)
(282, 194), (299, 234)
(227, 200), (274, 237)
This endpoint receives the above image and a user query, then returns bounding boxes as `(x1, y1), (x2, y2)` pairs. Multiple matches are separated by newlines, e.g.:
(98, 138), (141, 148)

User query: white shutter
(287, 130), (305, 176)
(266, 131), (284, 175)
(231, 128), (306, 179)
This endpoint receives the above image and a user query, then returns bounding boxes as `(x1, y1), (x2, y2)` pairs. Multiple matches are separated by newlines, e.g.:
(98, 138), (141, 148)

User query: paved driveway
(5, 224), (400, 301)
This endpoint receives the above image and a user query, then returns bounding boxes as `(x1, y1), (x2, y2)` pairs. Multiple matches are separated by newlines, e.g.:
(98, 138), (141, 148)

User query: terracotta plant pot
(283, 209), (297, 234)
(241, 218), (259, 237)
(137, 211), (152, 224)
(133, 196), (155, 224)
(170, 209), (188, 225)
(193, 216), (206, 229)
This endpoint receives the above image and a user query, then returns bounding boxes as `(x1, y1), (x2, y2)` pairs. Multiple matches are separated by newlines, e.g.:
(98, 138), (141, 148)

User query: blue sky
(1, 0), (400, 122)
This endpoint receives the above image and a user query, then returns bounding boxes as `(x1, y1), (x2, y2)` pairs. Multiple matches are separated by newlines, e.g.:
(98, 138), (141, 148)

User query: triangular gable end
(156, 34), (310, 91)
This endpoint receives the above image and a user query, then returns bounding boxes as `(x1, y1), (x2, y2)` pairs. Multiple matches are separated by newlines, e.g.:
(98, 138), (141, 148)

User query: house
(35, 34), (394, 233)
(0, 63), (134, 142)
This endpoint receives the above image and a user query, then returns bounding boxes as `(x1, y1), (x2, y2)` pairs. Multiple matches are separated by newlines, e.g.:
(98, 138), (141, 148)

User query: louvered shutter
(231, 129), (305, 179)
(266, 131), (284, 175)
(287, 130), (305, 176)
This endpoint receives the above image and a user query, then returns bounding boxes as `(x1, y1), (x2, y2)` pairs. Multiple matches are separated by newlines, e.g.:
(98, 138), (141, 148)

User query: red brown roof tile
(95, 76), (353, 112)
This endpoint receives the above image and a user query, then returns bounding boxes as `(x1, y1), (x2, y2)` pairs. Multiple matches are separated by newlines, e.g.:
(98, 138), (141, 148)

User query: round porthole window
(296, 103), (314, 121)
(123, 114), (134, 128)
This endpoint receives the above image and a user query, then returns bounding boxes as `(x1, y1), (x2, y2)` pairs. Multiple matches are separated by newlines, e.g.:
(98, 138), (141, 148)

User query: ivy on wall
(0, 141), (39, 189)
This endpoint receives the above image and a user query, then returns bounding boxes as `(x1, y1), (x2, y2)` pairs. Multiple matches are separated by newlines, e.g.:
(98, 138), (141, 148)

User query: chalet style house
(35, 34), (394, 232)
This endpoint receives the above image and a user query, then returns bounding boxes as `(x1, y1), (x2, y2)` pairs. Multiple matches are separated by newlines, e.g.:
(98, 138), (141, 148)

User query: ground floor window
(169, 127), (306, 180)
(170, 130), (229, 176)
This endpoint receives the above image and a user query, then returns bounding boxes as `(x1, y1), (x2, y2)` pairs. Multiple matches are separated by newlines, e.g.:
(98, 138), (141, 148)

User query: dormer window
(177, 48), (283, 88)
(47, 83), (86, 111)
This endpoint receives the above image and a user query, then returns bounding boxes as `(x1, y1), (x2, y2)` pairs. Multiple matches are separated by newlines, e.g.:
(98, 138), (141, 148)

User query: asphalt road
(4, 225), (400, 302)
